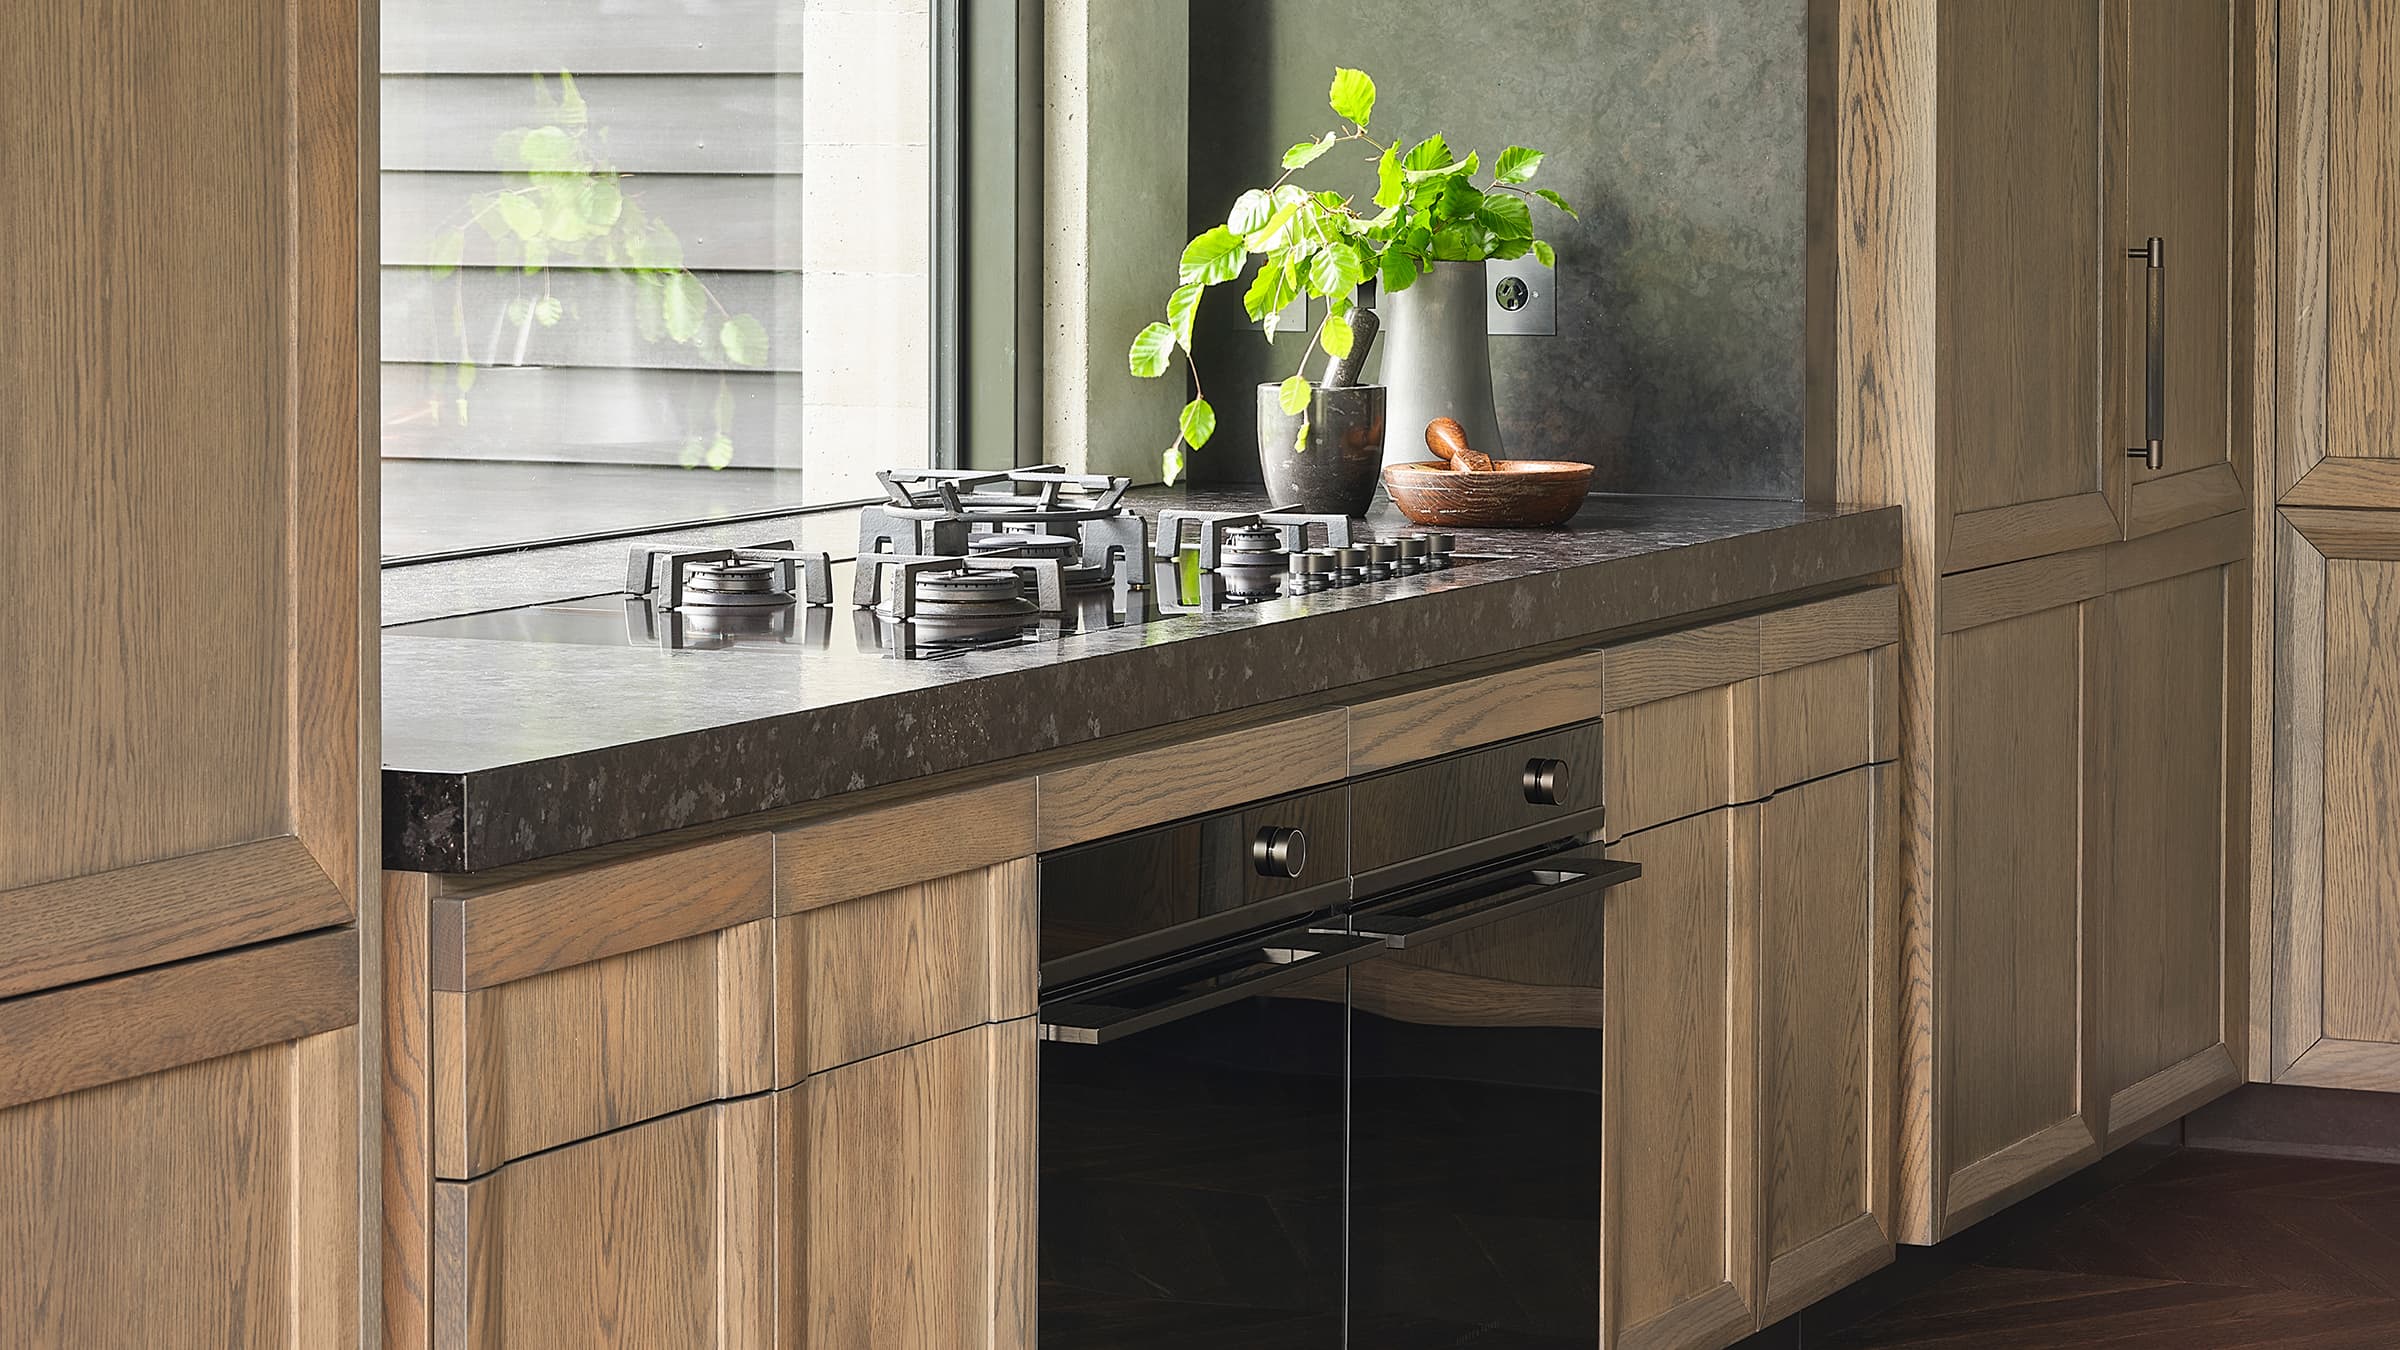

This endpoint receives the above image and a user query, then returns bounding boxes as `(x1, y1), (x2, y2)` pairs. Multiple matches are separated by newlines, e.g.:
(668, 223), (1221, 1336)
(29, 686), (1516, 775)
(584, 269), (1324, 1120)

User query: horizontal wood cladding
(0, 835), (349, 1001)
(1346, 652), (1604, 771)
(0, 928), (357, 1111)
(1758, 586), (1902, 674)
(429, 832), (773, 990)
(1939, 511), (2249, 633)
(1601, 617), (1761, 714)
(774, 778), (1034, 915)
(1034, 708), (1350, 850)
(432, 919), (775, 1179)
(777, 858), (1036, 1083)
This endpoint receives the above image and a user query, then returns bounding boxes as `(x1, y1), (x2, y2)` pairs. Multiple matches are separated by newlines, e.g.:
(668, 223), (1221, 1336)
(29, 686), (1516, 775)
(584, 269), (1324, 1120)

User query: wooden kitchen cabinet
(1603, 806), (1760, 1350)
(779, 1020), (1036, 1349)
(432, 1097), (776, 1350)
(1756, 765), (1898, 1322)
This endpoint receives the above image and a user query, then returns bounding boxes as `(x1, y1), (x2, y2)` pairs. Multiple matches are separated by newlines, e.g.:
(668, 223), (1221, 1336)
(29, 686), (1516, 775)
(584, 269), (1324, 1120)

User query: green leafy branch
(420, 72), (772, 469)
(1127, 67), (1576, 482)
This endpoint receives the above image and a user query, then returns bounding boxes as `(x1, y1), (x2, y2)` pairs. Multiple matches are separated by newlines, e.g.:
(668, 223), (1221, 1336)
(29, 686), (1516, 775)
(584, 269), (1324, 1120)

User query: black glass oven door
(1345, 851), (1639, 1347)
(1038, 923), (1374, 1349)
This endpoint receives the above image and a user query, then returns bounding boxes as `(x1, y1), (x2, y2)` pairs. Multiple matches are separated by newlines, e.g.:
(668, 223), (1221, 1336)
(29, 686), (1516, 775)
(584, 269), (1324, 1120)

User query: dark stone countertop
(382, 490), (1900, 874)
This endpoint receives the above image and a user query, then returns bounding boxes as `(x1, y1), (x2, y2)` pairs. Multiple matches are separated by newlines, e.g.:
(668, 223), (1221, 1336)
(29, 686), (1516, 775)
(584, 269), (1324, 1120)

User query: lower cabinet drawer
(1756, 647), (1891, 794)
(1603, 682), (1754, 841)
(432, 919), (775, 1179)
(780, 1020), (1036, 1349)
(433, 1097), (775, 1350)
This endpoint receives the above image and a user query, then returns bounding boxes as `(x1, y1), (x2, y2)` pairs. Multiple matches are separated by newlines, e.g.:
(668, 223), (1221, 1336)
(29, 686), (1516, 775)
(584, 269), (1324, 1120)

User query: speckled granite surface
(383, 491), (1899, 873)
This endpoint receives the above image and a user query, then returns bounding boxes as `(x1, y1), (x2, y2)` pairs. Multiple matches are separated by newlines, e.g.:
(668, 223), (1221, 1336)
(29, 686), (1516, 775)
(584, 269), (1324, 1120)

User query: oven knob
(1523, 758), (1571, 806)
(1252, 826), (1309, 879)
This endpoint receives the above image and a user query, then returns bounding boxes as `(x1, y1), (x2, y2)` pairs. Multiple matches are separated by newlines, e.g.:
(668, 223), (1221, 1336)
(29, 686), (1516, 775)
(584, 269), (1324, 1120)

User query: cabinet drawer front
(1035, 709), (1349, 850)
(1350, 721), (1608, 881)
(433, 1098), (774, 1350)
(1348, 652), (1604, 771)
(777, 857), (1036, 1082)
(1603, 683), (1755, 841)
(433, 920), (773, 1179)
(1758, 649), (1885, 793)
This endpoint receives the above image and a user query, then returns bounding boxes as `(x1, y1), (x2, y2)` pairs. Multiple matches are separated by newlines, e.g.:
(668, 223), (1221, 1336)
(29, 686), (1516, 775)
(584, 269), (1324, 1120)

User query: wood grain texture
(2278, 1036), (2400, 1091)
(0, 1031), (358, 1349)
(2102, 566), (2233, 1105)
(1935, 0), (2113, 564)
(429, 832), (774, 990)
(1345, 652), (1604, 772)
(0, 838), (349, 1001)
(432, 1096), (774, 1350)
(1872, 643), (1901, 763)
(1758, 652), (1879, 794)
(1602, 806), (1758, 1346)
(774, 778), (1035, 914)
(1757, 586), (1900, 674)
(2271, 517), (2329, 1076)
(2329, 0), (2400, 467)
(2105, 1044), (2242, 1149)
(385, 872), (436, 1350)
(1763, 1214), (1891, 1329)
(2120, 0), (2238, 529)
(2279, 0), (2329, 501)
(0, 0), (369, 961)
(1832, 0), (1940, 1246)
(1034, 708), (1349, 850)
(1938, 603), (2091, 1179)
(0, 928), (356, 1111)
(2106, 509), (2249, 593)
(1939, 549), (2108, 634)
(2320, 555), (2400, 1043)
(1944, 1115), (2103, 1232)
(2281, 457), (2400, 506)
(1600, 616), (1761, 713)
(432, 919), (774, 1178)
(776, 858), (1035, 1085)
(2282, 504), (2400, 559)
(783, 1022), (1033, 1349)
(1758, 769), (1890, 1321)
(1602, 682), (1752, 843)
(2243, 0), (2277, 1087)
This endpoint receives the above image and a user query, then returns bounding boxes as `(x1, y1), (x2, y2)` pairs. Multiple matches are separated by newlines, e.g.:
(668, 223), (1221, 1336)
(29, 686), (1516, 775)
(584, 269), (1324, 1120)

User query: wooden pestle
(1424, 417), (1496, 472)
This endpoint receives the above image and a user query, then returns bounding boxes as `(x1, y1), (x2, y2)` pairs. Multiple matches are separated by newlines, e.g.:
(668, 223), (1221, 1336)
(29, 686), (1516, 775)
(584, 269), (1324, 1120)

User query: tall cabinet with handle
(1834, 0), (2258, 1242)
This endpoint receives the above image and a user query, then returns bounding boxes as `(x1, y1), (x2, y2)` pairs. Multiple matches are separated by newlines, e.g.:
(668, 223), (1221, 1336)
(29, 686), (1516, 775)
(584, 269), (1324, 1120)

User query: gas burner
(856, 553), (1068, 623)
(856, 465), (1148, 590)
(1217, 524), (1291, 598)
(627, 541), (833, 611)
(1152, 507), (1356, 571)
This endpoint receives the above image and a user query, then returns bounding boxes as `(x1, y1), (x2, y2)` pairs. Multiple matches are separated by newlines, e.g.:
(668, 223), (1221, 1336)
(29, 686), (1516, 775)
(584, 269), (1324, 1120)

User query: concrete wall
(1183, 0), (1808, 498)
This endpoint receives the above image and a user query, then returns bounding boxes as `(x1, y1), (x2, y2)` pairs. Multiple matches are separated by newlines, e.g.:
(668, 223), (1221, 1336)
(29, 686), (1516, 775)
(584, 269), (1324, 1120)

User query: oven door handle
(1348, 851), (1642, 949)
(1038, 926), (1383, 1046)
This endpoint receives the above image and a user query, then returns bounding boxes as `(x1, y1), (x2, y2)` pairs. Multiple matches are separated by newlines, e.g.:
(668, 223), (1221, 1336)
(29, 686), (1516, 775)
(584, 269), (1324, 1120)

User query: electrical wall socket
(1251, 290), (1309, 336)
(1486, 254), (1557, 336)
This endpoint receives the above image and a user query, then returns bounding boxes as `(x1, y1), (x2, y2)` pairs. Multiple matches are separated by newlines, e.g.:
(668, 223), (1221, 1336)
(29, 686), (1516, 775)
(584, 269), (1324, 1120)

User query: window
(379, 0), (944, 560)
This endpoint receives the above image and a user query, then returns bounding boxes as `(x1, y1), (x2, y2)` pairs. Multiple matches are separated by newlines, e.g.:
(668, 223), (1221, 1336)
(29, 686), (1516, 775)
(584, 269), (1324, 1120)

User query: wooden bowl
(1381, 459), (1594, 527)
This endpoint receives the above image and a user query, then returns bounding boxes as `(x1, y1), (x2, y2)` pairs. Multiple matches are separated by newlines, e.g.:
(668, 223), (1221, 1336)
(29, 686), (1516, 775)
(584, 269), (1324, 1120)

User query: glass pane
(379, 0), (935, 559)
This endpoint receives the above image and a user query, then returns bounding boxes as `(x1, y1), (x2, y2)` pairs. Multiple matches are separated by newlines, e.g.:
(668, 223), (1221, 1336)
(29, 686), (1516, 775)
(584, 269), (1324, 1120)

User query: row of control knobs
(1286, 532), (1456, 591)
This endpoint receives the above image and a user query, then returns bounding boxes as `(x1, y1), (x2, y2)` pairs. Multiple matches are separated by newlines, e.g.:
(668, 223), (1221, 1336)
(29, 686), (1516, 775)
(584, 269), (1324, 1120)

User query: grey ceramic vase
(1256, 382), (1386, 517)
(1379, 259), (1503, 468)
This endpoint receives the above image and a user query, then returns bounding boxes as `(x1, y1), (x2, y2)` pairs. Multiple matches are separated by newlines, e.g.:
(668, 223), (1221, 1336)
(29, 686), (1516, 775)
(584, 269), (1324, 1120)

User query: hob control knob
(1523, 758), (1571, 806)
(1252, 825), (1309, 879)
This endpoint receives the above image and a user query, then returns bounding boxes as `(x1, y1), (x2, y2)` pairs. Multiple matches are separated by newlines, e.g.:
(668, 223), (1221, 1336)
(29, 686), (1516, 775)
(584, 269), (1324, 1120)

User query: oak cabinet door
(779, 1020), (1035, 1350)
(1602, 807), (1758, 1350)
(1937, 0), (2118, 571)
(2097, 557), (2244, 1138)
(432, 1097), (775, 1350)
(2118, 0), (2248, 536)
(2269, 511), (2400, 1088)
(1757, 767), (1896, 1323)
(1933, 594), (2104, 1233)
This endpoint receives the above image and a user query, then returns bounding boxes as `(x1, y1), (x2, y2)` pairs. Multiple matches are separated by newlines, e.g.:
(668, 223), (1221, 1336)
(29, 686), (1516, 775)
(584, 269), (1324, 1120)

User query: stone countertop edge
(383, 502), (1901, 874)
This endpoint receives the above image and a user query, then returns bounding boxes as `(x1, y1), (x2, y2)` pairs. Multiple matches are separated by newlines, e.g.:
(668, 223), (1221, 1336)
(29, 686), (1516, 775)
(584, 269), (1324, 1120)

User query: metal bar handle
(2128, 236), (2164, 470)
(1038, 928), (1382, 1046)
(1349, 853), (1643, 950)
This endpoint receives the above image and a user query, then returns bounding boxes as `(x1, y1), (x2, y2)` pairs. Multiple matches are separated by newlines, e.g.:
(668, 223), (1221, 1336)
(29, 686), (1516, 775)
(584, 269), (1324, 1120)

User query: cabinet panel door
(1934, 598), (2102, 1234)
(2099, 561), (2243, 1140)
(1758, 768), (1894, 1322)
(2271, 511), (2400, 1089)
(432, 1097), (774, 1350)
(0, 1031), (358, 1349)
(1938, 0), (2118, 571)
(2120, 0), (2247, 536)
(1603, 808), (1757, 1350)
(781, 1020), (1035, 1350)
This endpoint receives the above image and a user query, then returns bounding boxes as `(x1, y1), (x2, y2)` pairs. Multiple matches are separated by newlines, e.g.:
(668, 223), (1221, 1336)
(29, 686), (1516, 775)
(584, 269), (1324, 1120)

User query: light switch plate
(1252, 290), (1309, 337)
(1486, 255), (1557, 336)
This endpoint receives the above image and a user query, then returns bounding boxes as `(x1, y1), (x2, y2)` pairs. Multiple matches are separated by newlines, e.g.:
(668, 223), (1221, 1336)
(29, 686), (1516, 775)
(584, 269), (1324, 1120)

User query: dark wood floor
(1758, 1147), (2400, 1348)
